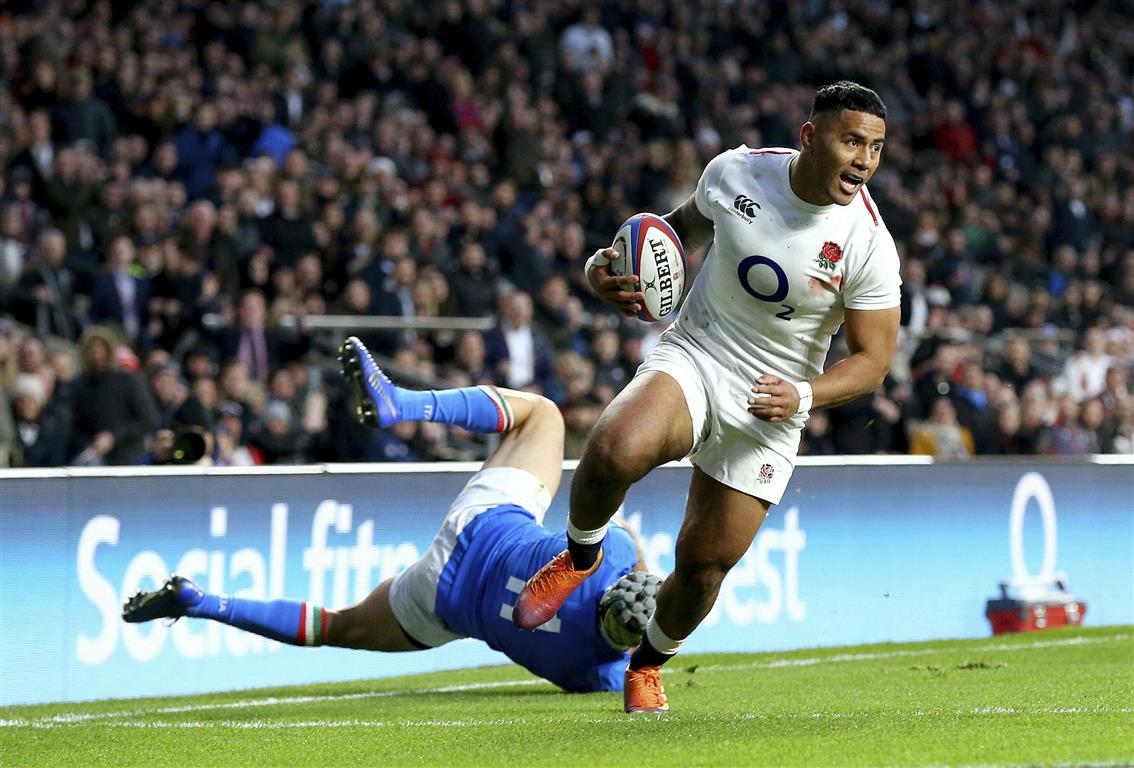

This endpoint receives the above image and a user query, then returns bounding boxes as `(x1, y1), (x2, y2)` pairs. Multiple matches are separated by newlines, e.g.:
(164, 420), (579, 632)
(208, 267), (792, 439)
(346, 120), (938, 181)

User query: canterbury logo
(733, 195), (761, 217)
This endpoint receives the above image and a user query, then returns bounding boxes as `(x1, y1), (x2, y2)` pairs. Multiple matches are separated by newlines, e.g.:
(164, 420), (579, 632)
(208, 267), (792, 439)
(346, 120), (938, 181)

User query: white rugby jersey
(674, 146), (901, 386)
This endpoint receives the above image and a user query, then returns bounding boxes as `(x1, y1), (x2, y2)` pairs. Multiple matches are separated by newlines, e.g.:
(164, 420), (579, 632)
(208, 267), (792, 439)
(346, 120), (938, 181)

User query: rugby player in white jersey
(513, 81), (901, 713)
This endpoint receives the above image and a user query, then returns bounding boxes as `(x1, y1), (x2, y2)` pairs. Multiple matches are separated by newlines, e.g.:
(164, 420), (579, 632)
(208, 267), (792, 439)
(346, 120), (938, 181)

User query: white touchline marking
(2, 632), (1128, 728)
(1, 678), (551, 726)
(0, 718), (531, 730)
(3, 706), (1132, 730)
(692, 633), (1132, 673)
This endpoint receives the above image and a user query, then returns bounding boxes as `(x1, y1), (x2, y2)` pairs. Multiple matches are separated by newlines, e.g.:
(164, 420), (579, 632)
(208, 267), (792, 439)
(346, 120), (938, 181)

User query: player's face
(804, 109), (886, 206)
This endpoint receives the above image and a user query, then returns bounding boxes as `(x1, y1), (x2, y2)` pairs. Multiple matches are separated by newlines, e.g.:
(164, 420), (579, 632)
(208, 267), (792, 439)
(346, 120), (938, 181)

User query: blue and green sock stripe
(478, 386), (514, 433)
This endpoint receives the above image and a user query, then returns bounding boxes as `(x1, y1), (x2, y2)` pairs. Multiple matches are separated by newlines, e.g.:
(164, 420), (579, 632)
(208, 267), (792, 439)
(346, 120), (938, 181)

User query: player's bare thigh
(585, 371), (694, 470)
(676, 468), (769, 567)
(652, 467), (770, 637)
(326, 577), (421, 652)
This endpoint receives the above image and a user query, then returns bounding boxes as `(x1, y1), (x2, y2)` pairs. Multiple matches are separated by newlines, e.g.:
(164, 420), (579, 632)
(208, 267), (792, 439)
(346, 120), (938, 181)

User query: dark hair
(810, 81), (887, 121)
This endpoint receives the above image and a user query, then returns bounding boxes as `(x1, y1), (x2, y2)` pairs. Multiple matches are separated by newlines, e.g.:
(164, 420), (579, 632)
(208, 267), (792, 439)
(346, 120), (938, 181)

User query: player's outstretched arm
(662, 195), (714, 255)
(748, 306), (900, 421)
(584, 196), (712, 318)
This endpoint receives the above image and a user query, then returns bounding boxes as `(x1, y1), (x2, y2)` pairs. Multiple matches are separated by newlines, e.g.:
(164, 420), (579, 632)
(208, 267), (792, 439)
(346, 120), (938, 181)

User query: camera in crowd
(150, 397), (214, 465)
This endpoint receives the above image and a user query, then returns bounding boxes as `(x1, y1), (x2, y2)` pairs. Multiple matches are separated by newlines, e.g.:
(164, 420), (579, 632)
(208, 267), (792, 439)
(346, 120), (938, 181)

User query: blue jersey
(434, 505), (638, 692)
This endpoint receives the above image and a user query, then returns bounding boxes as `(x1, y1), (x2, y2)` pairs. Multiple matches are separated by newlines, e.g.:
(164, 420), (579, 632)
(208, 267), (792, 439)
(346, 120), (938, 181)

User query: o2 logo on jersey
(738, 255), (795, 320)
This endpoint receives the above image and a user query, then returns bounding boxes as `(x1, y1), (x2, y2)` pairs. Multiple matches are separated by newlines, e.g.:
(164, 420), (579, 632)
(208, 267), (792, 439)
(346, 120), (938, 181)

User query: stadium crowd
(0, 0), (1131, 467)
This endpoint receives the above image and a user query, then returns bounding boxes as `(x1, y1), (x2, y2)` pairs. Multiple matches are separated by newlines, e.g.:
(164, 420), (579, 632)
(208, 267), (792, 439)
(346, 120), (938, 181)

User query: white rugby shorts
(388, 466), (552, 648)
(636, 329), (800, 505)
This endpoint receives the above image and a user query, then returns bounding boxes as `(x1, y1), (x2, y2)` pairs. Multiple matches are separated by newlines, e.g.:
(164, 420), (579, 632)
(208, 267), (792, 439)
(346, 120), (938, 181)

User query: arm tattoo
(662, 197), (715, 254)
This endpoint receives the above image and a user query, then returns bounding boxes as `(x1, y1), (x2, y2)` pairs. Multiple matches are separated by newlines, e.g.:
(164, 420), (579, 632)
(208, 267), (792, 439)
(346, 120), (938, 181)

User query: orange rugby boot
(624, 665), (668, 714)
(512, 548), (604, 629)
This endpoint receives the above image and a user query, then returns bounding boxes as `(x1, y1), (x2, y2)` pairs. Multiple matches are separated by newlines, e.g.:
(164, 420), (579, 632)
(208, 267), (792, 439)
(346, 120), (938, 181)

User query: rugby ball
(610, 213), (686, 322)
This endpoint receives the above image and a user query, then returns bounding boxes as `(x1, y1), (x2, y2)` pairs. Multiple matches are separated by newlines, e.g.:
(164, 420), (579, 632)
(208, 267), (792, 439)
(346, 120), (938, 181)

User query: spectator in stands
(799, 410), (838, 456)
(52, 69), (116, 159)
(368, 417), (419, 463)
(173, 102), (232, 201)
(143, 395), (215, 466)
(997, 336), (1040, 395)
(15, 335), (48, 384)
(2, 0), (1132, 466)
(41, 145), (104, 259)
(0, 324), (18, 396)
(191, 375), (219, 415)
(217, 360), (257, 433)
(9, 228), (77, 340)
(951, 361), (999, 454)
(210, 290), (286, 388)
(1047, 398), (1100, 456)
(0, 387), (14, 467)
(9, 372), (71, 467)
(590, 328), (630, 401)
(899, 258), (931, 345)
(69, 326), (158, 465)
(259, 179), (316, 268)
(992, 401), (1026, 455)
(1104, 395), (1134, 454)
(909, 397), (975, 460)
(484, 291), (558, 399)
(249, 398), (306, 464)
(560, 7), (614, 74)
(449, 330), (493, 385)
(7, 110), (55, 203)
(933, 100), (979, 165)
(249, 99), (296, 167)
(215, 401), (255, 466)
(1017, 383), (1055, 454)
(181, 200), (240, 299)
(3, 163), (42, 234)
(1098, 366), (1129, 417)
(148, 362), (187, 429)
(564, 392), (604, 460)
(149, 240), (211, 349)
(531, 275), (577, 354)
(448, 240), (498, 317)
(90, 236), (150, 344)
(0, 201), (32, 300)
(1060, 328), (1114, 403)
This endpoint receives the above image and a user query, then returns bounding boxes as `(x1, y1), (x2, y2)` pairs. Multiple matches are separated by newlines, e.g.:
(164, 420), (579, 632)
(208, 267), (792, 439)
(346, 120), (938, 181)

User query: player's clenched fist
(747, 375), (801, 422)
(585, 247), (644, 318)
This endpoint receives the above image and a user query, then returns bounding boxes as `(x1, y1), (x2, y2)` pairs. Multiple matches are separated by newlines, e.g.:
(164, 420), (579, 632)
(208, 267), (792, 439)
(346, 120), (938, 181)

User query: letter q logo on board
(1008, 472), (1058, 582)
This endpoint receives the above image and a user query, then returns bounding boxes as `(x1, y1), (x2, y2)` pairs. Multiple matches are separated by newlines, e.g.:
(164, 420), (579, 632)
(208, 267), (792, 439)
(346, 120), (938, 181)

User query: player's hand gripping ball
(610, 213), (686, 322)
(599, 571), (664, 649)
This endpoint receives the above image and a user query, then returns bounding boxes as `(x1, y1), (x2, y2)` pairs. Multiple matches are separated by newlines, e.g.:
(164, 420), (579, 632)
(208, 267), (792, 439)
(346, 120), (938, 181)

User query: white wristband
(585, 250), (612, 271)
(792, 380), (814, 415)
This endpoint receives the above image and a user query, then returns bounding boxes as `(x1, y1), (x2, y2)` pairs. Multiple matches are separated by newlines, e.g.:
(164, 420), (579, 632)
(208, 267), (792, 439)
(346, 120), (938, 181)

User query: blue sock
(187, 594), (328, 646)
(396, 385), (514, 433)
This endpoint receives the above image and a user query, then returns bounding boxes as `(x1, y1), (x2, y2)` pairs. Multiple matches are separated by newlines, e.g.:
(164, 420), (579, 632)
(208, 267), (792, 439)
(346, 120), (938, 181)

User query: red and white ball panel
(610, 213), (687, 322)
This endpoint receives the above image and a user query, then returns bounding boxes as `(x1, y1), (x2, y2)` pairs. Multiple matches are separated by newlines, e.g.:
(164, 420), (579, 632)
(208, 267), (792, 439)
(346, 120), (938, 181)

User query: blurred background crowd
(0, 0), (1131, 467)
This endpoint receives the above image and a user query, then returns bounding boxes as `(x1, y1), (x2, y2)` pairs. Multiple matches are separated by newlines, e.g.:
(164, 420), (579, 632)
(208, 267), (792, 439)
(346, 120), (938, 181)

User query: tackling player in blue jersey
(123, 336), (661, 694)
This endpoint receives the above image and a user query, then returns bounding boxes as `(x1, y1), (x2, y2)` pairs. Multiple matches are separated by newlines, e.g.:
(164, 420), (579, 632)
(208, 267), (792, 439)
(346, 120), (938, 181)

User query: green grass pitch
(2, 625), (1130, 767)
